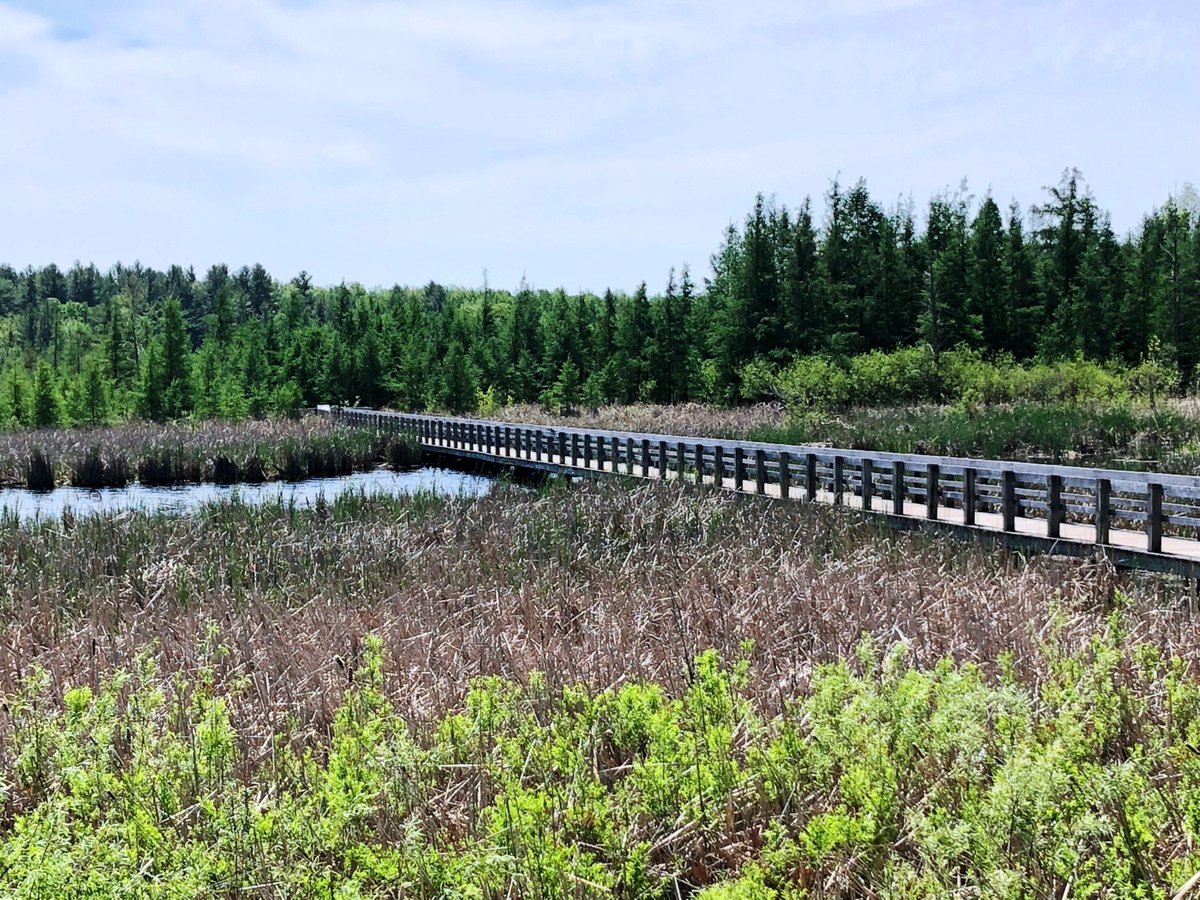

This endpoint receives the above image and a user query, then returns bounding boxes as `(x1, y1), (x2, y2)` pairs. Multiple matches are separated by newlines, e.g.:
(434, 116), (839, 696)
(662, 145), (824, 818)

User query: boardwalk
(327, 407), (1200, 577)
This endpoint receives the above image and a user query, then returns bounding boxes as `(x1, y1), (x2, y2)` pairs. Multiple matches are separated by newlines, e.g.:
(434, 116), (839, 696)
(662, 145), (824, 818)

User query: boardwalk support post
(1096, 478), (1111, 545)
(1002, 470), (1016, 532)
(1148, 482), (1163, 553)
(1047, 474), (1063, 538)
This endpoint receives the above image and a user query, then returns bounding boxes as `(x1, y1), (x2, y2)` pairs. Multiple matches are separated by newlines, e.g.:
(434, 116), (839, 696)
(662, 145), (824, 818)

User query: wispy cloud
(0, 0), (1196, 290)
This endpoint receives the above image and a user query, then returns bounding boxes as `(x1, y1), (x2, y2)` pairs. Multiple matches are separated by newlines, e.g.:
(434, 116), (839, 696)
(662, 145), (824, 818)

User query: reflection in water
(0, 466), (494, 523)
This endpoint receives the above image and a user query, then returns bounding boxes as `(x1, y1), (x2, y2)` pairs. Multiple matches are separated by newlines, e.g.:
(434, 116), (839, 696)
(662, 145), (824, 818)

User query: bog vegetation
(1, 479), (1200, 896)
(0, 416), (420, 490)
(1, 169), (1198, 425)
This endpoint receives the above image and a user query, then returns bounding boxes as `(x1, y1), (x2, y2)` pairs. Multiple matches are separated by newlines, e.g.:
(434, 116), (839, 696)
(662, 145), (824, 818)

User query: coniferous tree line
(0, 168), (1198, 427)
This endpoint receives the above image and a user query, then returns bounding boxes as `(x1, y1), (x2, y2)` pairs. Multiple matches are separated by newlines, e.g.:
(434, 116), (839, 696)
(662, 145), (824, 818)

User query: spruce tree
(32, 360), (63, 428)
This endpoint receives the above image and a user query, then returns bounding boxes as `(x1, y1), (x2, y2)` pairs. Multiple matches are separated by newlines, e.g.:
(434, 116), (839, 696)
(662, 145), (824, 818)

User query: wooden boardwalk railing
(324, 406), (1200, 577)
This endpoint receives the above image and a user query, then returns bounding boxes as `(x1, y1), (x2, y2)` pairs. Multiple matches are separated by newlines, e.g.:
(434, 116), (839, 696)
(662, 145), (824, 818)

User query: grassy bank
(0, 416), (421, 489)
(1, 480), (1200, 894)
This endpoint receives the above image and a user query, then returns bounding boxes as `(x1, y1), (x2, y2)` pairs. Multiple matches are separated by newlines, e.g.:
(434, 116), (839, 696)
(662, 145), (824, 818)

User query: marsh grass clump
(0, 416), (389, 489)
(23, 449), (54, 490)
(209, 453), (240, 484)
(68, 446), (130, 488)
(384, 435), (422, 470)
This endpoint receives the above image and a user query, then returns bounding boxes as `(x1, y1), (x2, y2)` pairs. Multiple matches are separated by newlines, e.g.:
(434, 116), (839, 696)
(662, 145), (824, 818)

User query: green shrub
(775, 356), (851, 411)
(6, 628), (1200, 896)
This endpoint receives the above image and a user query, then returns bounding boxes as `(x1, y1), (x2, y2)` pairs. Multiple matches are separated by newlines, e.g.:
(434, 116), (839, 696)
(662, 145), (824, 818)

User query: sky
(0, 0), (1196, 294)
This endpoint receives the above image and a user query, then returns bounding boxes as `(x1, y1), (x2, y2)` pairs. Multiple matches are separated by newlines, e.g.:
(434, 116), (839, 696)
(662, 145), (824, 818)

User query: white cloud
(0, 0), (1196, 289)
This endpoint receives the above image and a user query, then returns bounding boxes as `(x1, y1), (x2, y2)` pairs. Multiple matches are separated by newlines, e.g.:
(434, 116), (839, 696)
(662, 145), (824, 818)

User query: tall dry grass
(0, 416), (400, 488)
(488, 401), (787, 438)
(0, 477), (1188, 758)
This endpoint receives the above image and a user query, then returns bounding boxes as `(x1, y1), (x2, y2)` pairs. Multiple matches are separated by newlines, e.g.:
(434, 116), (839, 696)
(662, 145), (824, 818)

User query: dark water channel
(0, 466), (495, 523)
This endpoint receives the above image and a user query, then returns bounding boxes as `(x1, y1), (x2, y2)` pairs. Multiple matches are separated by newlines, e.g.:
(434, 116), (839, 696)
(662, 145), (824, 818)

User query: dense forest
(1, 168), (1198, 426)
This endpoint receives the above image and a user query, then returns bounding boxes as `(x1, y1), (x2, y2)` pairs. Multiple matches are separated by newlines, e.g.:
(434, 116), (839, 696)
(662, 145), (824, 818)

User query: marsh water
(0, 466), (495, 523)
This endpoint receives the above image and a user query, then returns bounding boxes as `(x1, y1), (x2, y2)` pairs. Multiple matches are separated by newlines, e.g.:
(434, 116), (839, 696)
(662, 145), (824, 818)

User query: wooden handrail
(325, 406), (1200, 576)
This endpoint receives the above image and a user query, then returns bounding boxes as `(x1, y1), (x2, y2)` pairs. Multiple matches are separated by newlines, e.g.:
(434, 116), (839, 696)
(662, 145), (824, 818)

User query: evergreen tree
(969, 195), (1007, 353)
(160, 295), (193, 419)
(32, 359), (63, 428)
(438, 341), (477, 413)
(74, 354), (111, 425)
(1003, 204), (1041, 359)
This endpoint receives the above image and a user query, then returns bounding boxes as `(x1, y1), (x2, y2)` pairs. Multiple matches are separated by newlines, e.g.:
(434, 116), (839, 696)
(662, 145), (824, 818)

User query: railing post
(625, 437), (636, 475)
(1002, 470), (1017, 532)
(611, 437), (621, 473)
(1095, 477), (1111, 544)
(641, 439), (651, 477)
(833, 455), (844, 505)
(892, 461), (904, 515)
(779, 451), (791, 500)
(584, 434), (593, 469)
(525, 429), (533, 460)
(1148, 482), (1163, 553)
(677, 441), (687, 481)
(558, 433), (567, 466)
(694, 444), (704, 485)
(805, 453), (817, 501)
(963, 468), (977, 526)
(571, 433), (580, 466)
(734, 447), (745, 492)
(1047, 474), (1062, 538)
(926, 463), (939, 520)
(755, 449), (766, 495)
(861, 458), (873, 511)
(714, 446), (725, 489)
(658, 440), (668, 479)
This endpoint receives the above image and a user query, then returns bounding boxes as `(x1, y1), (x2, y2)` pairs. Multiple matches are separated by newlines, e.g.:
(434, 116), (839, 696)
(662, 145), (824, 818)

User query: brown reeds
(0, 478), (1189, 759)
(0, 416), (401, 488)
(487, 401), (787, 438)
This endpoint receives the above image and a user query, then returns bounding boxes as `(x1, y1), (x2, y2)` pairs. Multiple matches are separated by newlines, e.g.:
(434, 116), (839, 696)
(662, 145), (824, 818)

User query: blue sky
(0, 0), (1196, 293)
